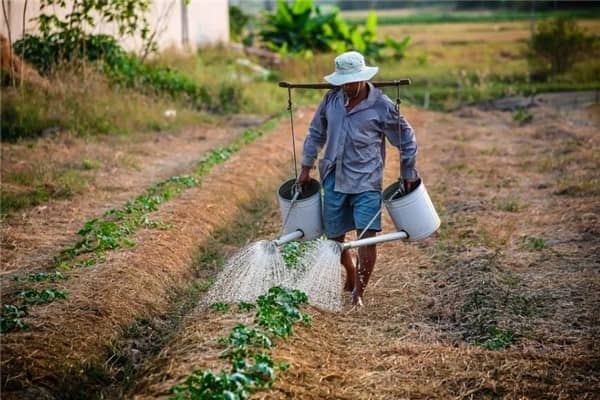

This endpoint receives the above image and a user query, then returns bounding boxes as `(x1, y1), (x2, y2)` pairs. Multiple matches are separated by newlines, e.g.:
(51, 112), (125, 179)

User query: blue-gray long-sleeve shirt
(301, 83), (418, 194)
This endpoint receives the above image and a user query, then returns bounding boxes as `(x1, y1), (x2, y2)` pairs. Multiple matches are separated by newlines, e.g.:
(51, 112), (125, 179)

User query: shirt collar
(338, 82), (378, 114)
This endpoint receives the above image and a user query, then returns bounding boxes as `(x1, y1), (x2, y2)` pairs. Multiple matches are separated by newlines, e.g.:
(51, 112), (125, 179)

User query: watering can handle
(279, 80), (411, 89)
(396, 178), (406, 197)
(356, 181), (406, 241)
(291, 181), (303, 196)
(280, 189), (301, 236)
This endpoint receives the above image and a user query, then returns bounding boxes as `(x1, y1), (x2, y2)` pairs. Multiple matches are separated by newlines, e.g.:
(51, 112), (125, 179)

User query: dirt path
(0, 116), (269, 277)
(1, 101), (598, 399)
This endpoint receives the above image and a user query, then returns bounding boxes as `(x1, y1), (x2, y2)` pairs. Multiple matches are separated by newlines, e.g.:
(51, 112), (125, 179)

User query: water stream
(292, 239), (343, 312)
(205, 239), (344, 312)
(204, 240), (291, 304)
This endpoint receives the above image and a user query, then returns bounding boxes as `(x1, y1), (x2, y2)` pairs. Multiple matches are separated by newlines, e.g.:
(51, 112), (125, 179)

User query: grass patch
(479, 325), (515, 350)
(428, 253), (543, 349)
(521, 236), (548, 251)
(494, 196), (522, 212)
(347, 10), (600, 25)
(459, 275), (539, 347)
(1, 68), (206, 141)
(1, 164), (91, 214)
(513, 108), (534, 125)
(555, 177), (600, 197)
(82, 158), (104, 170)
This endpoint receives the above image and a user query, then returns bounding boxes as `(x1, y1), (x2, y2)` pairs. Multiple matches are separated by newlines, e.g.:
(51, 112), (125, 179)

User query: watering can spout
(339, 231), (409, 251)
(273, 229), (304, 247)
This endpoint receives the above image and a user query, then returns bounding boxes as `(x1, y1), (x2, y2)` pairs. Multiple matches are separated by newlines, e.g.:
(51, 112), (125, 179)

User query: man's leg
(322, 172), (356, 293)
(353, 229), (377, 304)
(331, 234), (356, 292)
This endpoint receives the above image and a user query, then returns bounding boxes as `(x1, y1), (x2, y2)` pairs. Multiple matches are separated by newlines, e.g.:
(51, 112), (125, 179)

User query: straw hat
(324, 51), (378, 86)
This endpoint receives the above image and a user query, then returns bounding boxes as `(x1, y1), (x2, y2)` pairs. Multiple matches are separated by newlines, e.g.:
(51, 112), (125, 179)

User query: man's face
(342, 81), (364, 98)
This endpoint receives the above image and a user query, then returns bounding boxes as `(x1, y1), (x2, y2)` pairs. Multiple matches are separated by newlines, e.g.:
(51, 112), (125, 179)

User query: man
(297, 51), (418, 306)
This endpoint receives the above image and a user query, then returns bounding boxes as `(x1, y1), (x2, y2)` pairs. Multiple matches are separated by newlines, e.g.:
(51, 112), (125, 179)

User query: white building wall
(188, 0), (230, 47)
(1, 0), (229, 52)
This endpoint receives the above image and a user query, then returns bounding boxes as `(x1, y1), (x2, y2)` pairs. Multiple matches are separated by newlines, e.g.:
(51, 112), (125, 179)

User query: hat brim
(324, 66), (378, 86)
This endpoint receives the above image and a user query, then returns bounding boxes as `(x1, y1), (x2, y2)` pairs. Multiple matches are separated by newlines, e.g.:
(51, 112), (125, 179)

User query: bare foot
(351, 289), (364, 307)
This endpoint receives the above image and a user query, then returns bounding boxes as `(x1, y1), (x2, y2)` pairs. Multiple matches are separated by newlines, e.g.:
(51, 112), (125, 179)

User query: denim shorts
(322, 172), (382, 238)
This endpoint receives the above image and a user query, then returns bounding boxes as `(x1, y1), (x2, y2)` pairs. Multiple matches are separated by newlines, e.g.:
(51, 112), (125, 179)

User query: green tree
(530, 16), (596, 75)
(18, 0), (154, 68)
(259, 0), (391, 59)
(37, 0), (153, 42)
(229, 5), (250, 42)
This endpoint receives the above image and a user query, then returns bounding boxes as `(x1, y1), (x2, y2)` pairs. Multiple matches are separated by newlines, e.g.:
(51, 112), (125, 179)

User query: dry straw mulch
(0, 107), (314, 395)
(130, 105), (598, 399)
(2, 102), (599, 399)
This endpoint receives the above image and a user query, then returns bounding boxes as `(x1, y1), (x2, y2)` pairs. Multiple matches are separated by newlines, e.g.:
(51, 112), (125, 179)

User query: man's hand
(404, 179), (418, 193)
(297, 166), (312, 189)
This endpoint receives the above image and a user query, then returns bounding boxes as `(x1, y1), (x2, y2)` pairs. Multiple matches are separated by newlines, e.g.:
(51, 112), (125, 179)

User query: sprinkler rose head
(262, 240), (279, 254)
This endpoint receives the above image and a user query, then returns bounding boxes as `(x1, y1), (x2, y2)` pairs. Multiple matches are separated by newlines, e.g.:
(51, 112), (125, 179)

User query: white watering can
(274, 178), (440, 249)
(275, 80), (440, 249)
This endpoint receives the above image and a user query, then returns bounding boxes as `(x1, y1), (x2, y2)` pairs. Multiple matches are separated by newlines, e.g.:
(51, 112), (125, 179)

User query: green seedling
(171, 287), (310, 399)
(14, 271), (69, 282)
(15, 288), (68, 305)
(210, 302), (230, 312)
(480, 326), (514, 350)
(522, 236), (548, 250)
(238, 302), (256, 312)
(512, 108), (534, 125)
(0, 304), (29, 333)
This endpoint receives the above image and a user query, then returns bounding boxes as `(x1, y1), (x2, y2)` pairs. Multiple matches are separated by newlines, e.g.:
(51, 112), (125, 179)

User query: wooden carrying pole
(279, 79), (411, 89)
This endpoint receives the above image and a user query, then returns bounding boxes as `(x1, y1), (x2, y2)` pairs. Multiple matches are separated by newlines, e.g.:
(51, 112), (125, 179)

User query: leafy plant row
(171, 286), (311, 400)
(0, 128), (265, 333)
(280, 240), (316, 269)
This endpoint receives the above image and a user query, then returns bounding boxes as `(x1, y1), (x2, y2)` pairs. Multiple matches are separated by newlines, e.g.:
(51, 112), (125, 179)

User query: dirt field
(1, 96), (598, 399)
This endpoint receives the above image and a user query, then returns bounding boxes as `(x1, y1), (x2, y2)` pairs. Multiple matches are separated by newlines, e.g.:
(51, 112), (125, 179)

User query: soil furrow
(1, 122), (256, 276)
(0, 108), (313, 397)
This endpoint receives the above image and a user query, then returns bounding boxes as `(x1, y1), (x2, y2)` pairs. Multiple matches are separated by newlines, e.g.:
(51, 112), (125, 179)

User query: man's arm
(298, 95), (329, 184)
(398, 114), (418, 192)
(382, 105), (419, 190)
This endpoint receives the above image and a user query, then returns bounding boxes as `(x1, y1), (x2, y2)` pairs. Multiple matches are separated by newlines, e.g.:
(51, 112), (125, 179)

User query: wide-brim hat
(324, 51), (378, 86)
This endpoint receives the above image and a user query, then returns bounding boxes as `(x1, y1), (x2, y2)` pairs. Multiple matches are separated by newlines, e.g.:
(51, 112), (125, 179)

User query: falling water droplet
(204, 239), (345, 312)
(204, 240), (293, 304)
(292, 239), (343, 312)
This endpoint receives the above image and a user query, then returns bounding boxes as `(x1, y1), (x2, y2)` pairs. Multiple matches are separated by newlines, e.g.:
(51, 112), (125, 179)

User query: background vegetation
(1, 0), (599, 215)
